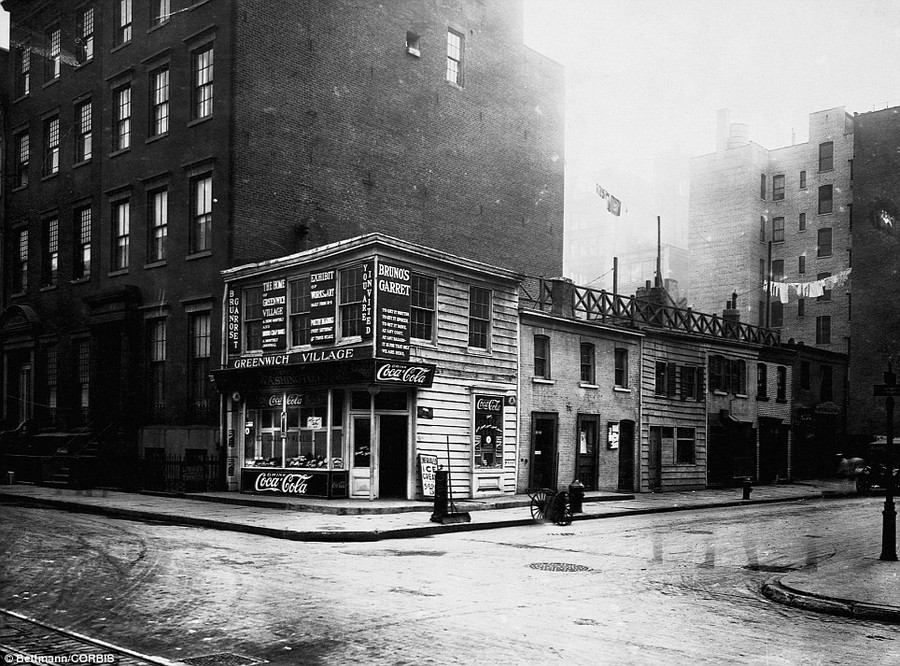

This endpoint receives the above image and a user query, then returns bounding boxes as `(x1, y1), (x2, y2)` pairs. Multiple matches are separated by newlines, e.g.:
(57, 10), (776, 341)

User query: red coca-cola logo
(254, 472), (313, 495)
(376, 364), (431, 384)
(476, 398), (502, 412)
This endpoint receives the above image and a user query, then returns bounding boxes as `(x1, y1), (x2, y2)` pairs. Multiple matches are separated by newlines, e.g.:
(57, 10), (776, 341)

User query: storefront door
(349, 414), (409, 499)
(530, 414), (557, 490)
(576, 415), (599, 490)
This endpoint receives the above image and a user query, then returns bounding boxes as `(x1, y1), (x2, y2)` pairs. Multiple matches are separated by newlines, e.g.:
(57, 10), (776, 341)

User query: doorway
(617, 420), (636, 492)
(648, 426), (665, 491)
(349, 414), (409, 499)
(530, 413), (558, 490)
(576, 415), (599, 490)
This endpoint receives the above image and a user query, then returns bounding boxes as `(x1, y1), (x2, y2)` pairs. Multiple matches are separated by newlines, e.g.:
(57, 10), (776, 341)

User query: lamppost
(874, 362), (898, 561)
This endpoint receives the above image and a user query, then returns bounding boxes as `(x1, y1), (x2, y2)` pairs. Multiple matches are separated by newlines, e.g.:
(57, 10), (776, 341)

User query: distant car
(856, 463), (899, 495)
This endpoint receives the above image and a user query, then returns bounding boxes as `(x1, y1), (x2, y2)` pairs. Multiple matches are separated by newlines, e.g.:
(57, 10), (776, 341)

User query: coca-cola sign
(254, 472), (314, 495)
(374, 361), (435, 387)
(242, 469), (343, 498)
(475, 397), (502, 412)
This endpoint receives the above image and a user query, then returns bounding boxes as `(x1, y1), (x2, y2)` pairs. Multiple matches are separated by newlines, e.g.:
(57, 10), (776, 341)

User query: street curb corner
(761, 578), (900, 624)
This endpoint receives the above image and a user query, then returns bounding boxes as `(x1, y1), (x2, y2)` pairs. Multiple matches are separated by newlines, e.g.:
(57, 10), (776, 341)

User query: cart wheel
(530, 490), (550, 523)
(555, 491), (573, 526)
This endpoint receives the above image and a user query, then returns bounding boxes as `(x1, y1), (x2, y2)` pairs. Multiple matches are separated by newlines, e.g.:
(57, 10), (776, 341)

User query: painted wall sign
(362, 260), (374, 340)
(474, 394), (504, 469)
(418, 453), (439, 498)
(261, 278), (287, 351)
(608, 422), (620, 450)
(375, 260), (411, 360)
(310, 270), (336, 345)
(227, 287), (241, 354)
(374, 361), (436, 387)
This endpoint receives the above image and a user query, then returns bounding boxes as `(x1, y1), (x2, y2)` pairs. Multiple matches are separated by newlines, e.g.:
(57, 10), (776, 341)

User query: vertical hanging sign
(362, 260), (374, 341)
(227, 286), (241, 354)
(261, 279), (286, 351)
(474, 395), (503, 468)
(375, 259), (411, 360)
(310, 270), (336, 345)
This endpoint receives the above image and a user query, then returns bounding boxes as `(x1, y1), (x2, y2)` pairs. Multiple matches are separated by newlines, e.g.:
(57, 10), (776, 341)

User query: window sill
(145, 260), (167, 269)
(188, 116), (213, 128)
(186, 250), (212, 261)
(756, 395), (769, 401)
(816, 254), (833, 260)
(74, 59), (93, 72)
(70, 277), (91, 285)
(108, 268), (129, 277)
(467, 347), (492, 357)
(41, 173), (59, 182)
(190, 0), (214, 10)
(148, 20), (170, 34)
(146, 133), (169, 145)
(42, 77), (60, 89)
(776, 398), (788, 404)
(13, 93), (29, 104)
(111, 41), (133, 54)
(817, 212), (834, 217)
(39, 284), (58, 292)
(713, 390), (728, 396)
(411, 339), (438, 349)
(73, 159), (91, 169)
(446, 80), (464, 91)
(613, 386), (631, 393)
(11, 185), (28, 193)
(735, 394), (748, 399)
(10, 291), (27, 299)
(532, 378), (555, 385)
(579, 382), (599, 390)
(109, 147), (131, 158)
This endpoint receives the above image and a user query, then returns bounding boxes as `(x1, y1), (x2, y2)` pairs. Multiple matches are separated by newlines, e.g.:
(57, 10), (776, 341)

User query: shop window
(289, 277), (311, 346)
(468, 286), (491, 350)
(339, 265), (365, 338)
(676, 428), (696, 464)
(614, 348), (628, 388)
(244, 286), (263, 351)
(285, 395), (329, 468)
(351, 390), (406, 411)
(534, 335), (550, 379)
(410, 274), (435, 341)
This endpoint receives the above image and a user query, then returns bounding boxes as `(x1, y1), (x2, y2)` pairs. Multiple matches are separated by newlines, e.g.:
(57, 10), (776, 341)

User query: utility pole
(875, 362), (898, 561)
(612, 257), (618, 295)
(655, 216), (662, 289)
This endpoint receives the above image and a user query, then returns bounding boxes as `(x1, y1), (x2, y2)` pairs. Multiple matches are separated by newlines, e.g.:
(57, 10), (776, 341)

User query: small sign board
(418, 453), (439, 498)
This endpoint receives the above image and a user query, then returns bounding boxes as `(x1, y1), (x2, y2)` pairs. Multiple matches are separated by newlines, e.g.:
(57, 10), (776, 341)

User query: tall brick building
(848, 106), (900, 438)
(689, 108), (853, 352)
(0, 0), (563, 471)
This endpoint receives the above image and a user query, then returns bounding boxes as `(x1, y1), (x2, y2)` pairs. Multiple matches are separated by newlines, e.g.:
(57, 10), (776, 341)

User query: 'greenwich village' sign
(229, 345), (373, 369)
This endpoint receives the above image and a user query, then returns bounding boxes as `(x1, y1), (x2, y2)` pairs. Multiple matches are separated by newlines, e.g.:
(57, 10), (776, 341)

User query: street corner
(761, 576), (900, 624)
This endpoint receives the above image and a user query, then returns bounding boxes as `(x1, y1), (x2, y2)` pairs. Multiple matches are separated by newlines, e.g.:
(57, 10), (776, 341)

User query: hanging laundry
(608, 196), (622, 216)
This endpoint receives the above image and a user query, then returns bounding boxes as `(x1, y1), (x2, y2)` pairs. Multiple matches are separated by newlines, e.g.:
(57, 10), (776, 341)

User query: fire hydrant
(568, 479), (585, 513)
(741, 477), (753, 500)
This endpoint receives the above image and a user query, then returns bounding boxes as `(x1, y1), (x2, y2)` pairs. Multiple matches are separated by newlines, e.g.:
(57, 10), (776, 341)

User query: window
(43, 116), (59, 176)
(758, 300), (765, 327)
(776, 366), (787, 400)
(468, 286), (491, 349)
(74, 206), (91, 279)
(244, 287), (262, 351)
(189, 312), (212, 421)
(799, 212), (806, 231)
(655, 361), (667, 395)
(655, 362), (677, 396)
(676, 428), (696, 464)
(760, 174), (766, 199)
(76, 7), (94, 63)
(149, 67), (170, 136)
(14, 46), (30, 97)
(45, 26), (61, 81)
(76, 339), (90, 421)
(13, 229), (28, 293)
(817, 228), (832, 257)
(759, 259), (765, 286)
(44, 343), (58, 424)
(190, 174), (213, 253)
(772, 217), (784, 243)
(579, 342), (595, 384)
(410, 274), (435, 341)
(817, 272), (832, 302)
(709, 356), (746, 393)
(113, 84), (132, 151)
(773, 175), (785, 201)
(732, 359), (747, 394)
(42, 217), (58, 286)
(111, 199), (130, 270)
(821, 365), (833, 402)
(819, 141), (834, 172)
(614, 348), (628, 388)
(798, 255), (806, 274)
(405, 31), (420, 56)
(818, 184), (833, 214)
(116, 0), (133, 45)
(339, 266), (365, 338)
(681, 366), (701, 400)
(192, 45), (214, 119)
(816, 315), (831, 344)
(759, 216), (766, 243)
(14, 130), (30, 188)
(757, 363), (768, 398)
(75, 100), (92, 162)
(770, 301), (783, 328)
(289, 277), (311, 346)
(446, 29), (463, 85)
(148, 188), (168, 262)
(798, 298), (805, 317)
(800, 170), (807, 189)
(534, 335), (551, 379)
(772, 259), (784, 282)
(148, 319), (166, 420)
(151, 0), (171, 25)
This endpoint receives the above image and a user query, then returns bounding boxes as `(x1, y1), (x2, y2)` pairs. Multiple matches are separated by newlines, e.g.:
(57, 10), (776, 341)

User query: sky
(523, 0), (900, 264)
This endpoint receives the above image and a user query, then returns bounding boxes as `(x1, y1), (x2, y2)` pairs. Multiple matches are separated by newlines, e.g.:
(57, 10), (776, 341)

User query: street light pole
(880, 362), (897, 562)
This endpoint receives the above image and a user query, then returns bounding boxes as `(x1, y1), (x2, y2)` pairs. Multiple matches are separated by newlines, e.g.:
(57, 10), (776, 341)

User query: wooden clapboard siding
(640, 334), (708, 491)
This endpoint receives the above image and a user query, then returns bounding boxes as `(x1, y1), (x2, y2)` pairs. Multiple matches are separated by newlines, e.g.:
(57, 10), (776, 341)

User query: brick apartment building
(689, 108), (853, 352)
(0, 0), (563, 481)
(848, 106), (900, 440)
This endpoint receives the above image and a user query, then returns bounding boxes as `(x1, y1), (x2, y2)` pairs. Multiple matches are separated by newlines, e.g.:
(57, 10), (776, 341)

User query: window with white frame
(776, 366), (787, 400)
(189, 312), (212, 421)
(580, 342), (595, 384)
(111, 198), (130, 270)
(14, 46), (30, 97)
(75, 100), (92, 162)
(150, 67), (169, 136)
(614, 348), (628, 388)
(74, 206), (91, 279)
(676, 428), (696, 464)
(76, 7), (94, 63)
(148, 319), (166, 420)
(116, 0), (133, 45)
(45, 25), (61, 80)
(289, 277), (311, 346)
(113, 84), (131, 151)
(13, 229), (28, 293)
(14, 131), (29, 188)
(152, 0), (171, 25)
(757, 363), (768, 398)
(190, 174), (212, 253)
(468, 286), (491, 349)
(76, 339), (90, 421)
(192, 45), (214, 119)
(445, 29), (463, 85)
(339, 266), (365, 338)
(533, 335), (550, 379)
(42, 216), (58, 286)
(410, 274), (435, 341)
(148, 187), (168, 262)
(43, 116), (59, 176)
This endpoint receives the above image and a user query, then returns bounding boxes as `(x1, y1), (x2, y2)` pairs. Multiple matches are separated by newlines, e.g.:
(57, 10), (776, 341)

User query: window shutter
(667, 362), (677, 396)
(697, 367), (705, 400)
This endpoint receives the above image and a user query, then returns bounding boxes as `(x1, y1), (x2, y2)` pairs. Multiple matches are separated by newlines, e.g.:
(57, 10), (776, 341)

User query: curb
(761, 578), (900, 624)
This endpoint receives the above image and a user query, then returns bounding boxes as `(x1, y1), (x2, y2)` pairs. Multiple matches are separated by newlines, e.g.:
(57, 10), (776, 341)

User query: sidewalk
(1, 479), (898, 623)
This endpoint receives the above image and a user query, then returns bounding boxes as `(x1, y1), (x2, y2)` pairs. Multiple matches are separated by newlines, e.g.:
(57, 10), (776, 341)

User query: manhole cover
(529, 562), (591, 572)
(743, 564), (796, 573)
(182, 654), (264, 666)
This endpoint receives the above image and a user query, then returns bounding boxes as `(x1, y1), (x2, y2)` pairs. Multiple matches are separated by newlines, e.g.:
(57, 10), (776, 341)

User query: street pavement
(1, 478), (898, 625)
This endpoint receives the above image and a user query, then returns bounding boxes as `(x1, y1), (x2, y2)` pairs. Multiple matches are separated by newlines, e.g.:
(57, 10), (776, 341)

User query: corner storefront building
(212, 234), (521, 501)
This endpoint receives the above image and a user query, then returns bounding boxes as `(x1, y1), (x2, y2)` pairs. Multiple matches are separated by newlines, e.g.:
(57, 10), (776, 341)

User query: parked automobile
(856, 462), (899, 495)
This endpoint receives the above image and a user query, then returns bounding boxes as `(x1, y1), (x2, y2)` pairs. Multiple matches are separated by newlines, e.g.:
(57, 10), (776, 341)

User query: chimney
(549, 277), (575, 318)
(716, 108), (731, 154)
(723, 292), (740, 338)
